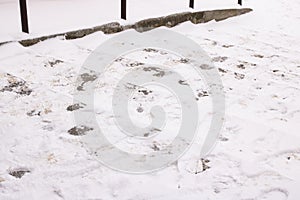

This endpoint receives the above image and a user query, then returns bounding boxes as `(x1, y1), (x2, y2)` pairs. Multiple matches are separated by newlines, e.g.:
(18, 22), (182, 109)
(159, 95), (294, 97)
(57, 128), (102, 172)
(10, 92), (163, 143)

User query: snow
(0, 0), (240, 42)
(1, 0), (300, 199)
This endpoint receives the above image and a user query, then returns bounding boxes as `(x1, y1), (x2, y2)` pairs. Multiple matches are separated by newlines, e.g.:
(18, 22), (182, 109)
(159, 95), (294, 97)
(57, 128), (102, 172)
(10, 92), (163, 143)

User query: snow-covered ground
(0, 0), (241, 42)
(1, 0), (300, 199)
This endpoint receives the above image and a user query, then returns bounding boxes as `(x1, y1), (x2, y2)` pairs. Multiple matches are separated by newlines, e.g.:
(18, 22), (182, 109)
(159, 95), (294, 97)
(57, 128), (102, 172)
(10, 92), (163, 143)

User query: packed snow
(0, 0), (300, 199)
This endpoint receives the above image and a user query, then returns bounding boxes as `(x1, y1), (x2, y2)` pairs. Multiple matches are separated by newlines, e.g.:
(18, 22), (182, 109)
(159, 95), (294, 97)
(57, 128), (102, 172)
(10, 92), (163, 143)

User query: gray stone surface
(2, 8), (252, 47)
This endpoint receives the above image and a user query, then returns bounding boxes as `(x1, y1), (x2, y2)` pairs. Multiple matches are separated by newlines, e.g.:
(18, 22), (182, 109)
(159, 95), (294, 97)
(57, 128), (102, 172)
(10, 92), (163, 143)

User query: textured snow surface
(1, 0), (300, 199)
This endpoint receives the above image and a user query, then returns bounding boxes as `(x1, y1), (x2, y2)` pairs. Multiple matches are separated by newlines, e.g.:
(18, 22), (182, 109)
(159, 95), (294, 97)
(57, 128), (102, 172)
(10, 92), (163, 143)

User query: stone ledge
(0, 8), (252, 47)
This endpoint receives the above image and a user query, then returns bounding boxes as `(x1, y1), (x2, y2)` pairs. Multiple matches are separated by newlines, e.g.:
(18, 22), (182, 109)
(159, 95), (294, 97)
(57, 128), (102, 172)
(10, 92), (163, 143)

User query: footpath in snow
(0, 0), (300, 199)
